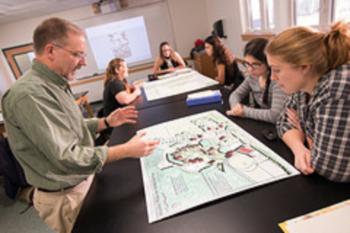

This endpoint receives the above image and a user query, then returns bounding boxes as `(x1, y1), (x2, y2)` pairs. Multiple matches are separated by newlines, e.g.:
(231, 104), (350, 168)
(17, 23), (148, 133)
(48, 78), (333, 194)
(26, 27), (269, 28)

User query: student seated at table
(103, 58), (142, 117)
(226, 38), (287, 123)
(153, 41), (186, 75)
(266, 21), (350, 182)
(204, 35), (244, 88)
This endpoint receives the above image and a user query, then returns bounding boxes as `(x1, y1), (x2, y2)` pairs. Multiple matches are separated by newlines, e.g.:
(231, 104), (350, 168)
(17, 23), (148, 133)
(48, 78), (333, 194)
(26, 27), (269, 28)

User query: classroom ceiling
(0, 0), (96, 25)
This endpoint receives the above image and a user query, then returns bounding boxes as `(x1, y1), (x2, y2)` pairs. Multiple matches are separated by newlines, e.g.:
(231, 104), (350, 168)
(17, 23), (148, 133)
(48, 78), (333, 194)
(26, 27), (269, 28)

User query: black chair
(0, 138), (29, 199)
(96, 107), (104, 118)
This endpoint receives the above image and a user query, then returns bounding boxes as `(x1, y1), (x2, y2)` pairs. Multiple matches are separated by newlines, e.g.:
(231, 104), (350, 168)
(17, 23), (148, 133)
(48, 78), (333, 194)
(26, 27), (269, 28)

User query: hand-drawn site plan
(140, 110), (299, 223)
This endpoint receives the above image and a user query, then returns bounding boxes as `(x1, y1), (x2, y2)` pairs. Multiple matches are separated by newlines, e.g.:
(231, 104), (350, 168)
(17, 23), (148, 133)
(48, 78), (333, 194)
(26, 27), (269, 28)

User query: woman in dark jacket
(204, 35), (244, 88)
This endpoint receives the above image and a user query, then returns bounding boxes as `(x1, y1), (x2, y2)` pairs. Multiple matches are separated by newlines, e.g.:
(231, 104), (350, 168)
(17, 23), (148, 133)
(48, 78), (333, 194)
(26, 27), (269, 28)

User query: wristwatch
(104, 117), (111, 128)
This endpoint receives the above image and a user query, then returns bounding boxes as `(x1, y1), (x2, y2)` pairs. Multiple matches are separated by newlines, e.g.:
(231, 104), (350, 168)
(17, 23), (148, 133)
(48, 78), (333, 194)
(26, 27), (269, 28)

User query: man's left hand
(107, 106), (138, 128)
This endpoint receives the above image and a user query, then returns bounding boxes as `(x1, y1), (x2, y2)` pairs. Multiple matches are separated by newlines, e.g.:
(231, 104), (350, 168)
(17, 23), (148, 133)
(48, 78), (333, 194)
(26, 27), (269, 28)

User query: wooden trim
(70, 62), (156, 87)
(70, 56), (192, 87)
(2, 43), (34, 80)
(0, 123), (5, 139)
(70, 75), (105, 86)
(241, 33), (275, 41)
(2, 43), (191, 87)
(129, 62), (154, 73)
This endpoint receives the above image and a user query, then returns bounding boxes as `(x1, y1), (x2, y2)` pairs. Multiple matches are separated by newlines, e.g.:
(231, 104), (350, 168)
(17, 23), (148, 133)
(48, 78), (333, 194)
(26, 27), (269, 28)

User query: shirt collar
(312, 71), (328, 96)
(32, 59), (69, 90)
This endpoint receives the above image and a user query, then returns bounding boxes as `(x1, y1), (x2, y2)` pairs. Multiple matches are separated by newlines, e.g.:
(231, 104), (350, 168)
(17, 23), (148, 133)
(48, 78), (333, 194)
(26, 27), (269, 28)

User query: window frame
(243, 0), (273, 32)
(331, 0), (350, 23)
(292, 0), (333, 28)
(2, 43), (34, 80)
(240, 0), (345, 41)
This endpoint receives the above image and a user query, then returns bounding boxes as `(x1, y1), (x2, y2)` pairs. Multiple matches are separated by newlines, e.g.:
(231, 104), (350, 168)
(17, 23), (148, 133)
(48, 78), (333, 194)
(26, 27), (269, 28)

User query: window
(293, 0), (350, 28)
(333, 0), (350, 21)
(294, 0), (320, 26)
(241, 0), (349, 37)
(248, 0), (262, 30)
(293, 0), (335, 28)
(267, 0), (275, 29)
(2, 44), (34, 80)
(243, 0), (275, 32)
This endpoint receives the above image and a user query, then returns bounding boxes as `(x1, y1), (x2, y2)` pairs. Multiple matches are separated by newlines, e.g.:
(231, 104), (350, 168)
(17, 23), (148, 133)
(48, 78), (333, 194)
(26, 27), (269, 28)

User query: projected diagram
(108, 31), (132, 59)
(140, 111), (300, 223)
(85, 16), (152, 70)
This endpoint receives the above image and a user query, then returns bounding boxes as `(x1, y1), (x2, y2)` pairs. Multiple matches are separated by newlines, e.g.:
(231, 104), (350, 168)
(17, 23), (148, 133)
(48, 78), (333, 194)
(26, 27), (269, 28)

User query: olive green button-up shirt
(2, 60), (108, 190)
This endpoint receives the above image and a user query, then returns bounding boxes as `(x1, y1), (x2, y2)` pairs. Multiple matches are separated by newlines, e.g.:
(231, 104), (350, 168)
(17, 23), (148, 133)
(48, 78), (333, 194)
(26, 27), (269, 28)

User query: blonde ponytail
(104, 58), (125, 87)
(323, 21), (350, 70)
(266, 21), (350, 75)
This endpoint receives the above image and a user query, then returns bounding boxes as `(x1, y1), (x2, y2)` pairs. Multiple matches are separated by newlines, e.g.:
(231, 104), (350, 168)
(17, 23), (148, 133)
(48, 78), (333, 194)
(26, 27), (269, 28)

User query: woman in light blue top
(227, 38), (287, 123)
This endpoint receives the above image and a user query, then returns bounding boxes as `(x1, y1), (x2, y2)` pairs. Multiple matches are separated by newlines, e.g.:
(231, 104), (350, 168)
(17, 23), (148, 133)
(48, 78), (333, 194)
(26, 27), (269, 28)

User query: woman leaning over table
(227, 38), (287, 123)
(266, 21), (350, 182)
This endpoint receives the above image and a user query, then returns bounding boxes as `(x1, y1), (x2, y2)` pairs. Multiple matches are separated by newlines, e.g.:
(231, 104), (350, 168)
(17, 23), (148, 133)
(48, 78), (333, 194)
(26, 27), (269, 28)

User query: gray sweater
(229, 76), (287, 123)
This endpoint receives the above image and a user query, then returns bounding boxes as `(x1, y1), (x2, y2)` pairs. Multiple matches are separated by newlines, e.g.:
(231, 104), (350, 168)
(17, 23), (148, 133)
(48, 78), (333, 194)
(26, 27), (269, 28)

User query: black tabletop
(73, 90), (350, 233)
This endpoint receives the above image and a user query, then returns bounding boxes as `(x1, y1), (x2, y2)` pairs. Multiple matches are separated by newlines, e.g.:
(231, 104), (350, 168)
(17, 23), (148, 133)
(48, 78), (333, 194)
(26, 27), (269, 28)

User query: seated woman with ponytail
(226, 38), (287, 123)
(103, 58), (142, 117)
(266, 22), (350, 182)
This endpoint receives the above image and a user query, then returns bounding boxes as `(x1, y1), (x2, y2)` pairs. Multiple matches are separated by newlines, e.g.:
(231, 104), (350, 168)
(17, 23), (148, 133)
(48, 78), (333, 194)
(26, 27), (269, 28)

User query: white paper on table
(143, 69), (218, 101)
(139, 110), (300, 223)
(279, 199), (350, 233)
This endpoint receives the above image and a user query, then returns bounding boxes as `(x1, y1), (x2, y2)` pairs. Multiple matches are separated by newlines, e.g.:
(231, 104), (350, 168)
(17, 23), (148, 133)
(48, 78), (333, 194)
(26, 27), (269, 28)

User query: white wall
(205, 0), (245, 57)
(167, 0), (209, 57)
(0, 5), (95, 97)
(0, 0), (210, 102)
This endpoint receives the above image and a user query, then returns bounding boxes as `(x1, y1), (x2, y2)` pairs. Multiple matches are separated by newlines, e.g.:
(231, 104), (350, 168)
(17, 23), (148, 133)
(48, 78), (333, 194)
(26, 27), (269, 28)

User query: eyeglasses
(52, 43), (87, 59)
(236, 57), (263, 70)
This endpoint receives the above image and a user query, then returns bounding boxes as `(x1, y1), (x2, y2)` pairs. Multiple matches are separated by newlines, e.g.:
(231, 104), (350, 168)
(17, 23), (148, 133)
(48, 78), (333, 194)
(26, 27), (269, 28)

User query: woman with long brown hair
(103, 58), (142, 117)
(266, 22), (350, 182)
(204, 35), (244, 88)
(153, 41), (186, 75)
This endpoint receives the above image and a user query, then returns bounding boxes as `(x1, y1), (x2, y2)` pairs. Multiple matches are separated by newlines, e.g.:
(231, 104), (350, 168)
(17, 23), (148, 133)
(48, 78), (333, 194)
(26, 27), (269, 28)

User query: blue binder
(186, 90), (222, 106)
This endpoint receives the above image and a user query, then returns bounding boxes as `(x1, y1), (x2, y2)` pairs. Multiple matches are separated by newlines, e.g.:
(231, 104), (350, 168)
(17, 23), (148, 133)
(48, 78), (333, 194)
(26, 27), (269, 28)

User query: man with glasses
(1, 17), (159, 233)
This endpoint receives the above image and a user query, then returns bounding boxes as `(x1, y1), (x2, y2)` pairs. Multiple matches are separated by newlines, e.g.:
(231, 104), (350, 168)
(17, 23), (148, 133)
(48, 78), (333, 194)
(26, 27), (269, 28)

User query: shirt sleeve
(84, 117), (100, 139)
(110, 79), (126, 97)
(228, 77), (251, 107)
(276, 93), (299, 137)
(243, 82), (287, 123)
(14, 94), (108, 175)
(312, 97), (350, 182)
